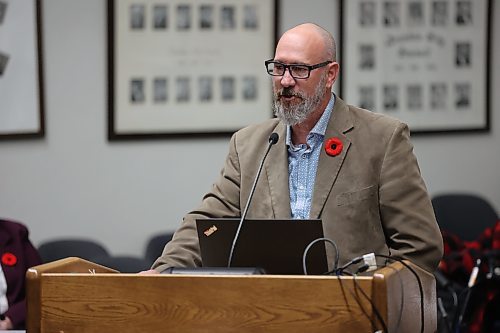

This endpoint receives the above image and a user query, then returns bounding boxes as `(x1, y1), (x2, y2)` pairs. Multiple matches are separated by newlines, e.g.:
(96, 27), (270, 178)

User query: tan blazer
(153, 96), (443, 273)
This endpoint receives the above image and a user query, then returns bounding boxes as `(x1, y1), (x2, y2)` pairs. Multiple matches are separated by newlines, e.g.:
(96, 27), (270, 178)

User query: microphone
(268, 132), (279, 145)
(456, 259), (482, 331)
(227, 132), (279, 267)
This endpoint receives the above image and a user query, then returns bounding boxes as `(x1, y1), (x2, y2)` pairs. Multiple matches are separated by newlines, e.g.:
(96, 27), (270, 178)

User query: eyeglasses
(265, 59), (332, 79)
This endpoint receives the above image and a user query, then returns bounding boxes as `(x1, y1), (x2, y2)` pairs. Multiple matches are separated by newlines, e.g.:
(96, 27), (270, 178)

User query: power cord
(437, 297), (453, 333)
(340, 270), (389, 333)
(375, 254), (425, 333)
(368, 263), (405, 333)
(302, 237), (339, 275)
(338, 260), (405, 333)
(454, 258), (481, 332)
(435, 269), (458, 332)
(331, 255), (364, 275)
(331, 253), (377, 276)
(305, 249), (424, 332)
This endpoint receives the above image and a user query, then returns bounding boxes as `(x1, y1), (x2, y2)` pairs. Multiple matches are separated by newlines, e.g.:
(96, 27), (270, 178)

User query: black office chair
(38, 238), (110, 263)
(94, 256), (151, 273)
(144, 232), (174, 265)
(431, 193), (498, 241)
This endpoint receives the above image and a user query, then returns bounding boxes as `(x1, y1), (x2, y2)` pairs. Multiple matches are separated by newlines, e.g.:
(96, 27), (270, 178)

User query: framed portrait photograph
(108, 0), (278, 140)
(0, 0), (45, 139)
(339, 0), (491, 134)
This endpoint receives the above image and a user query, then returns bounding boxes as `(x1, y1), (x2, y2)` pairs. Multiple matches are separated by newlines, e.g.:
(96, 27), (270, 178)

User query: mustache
(277, 87), (304, 98)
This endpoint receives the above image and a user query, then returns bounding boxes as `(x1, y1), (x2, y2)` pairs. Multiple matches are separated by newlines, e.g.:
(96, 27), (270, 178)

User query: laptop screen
(196, 218), (328, 275)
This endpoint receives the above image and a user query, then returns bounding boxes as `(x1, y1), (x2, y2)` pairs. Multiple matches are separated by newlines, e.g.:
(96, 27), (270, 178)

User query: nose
(279, 68), (296, 87)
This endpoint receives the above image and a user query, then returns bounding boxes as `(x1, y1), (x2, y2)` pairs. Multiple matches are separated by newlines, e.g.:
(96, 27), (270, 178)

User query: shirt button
(302, 155), (307, 159)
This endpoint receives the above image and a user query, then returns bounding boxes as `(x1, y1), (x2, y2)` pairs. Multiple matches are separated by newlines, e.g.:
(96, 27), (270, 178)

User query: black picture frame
(339, 0), (491, 134)
(108, 0), (279, 140)
(0, 0), (45, 140)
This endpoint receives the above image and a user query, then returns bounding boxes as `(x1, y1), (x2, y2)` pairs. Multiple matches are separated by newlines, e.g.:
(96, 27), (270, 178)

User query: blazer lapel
(310, 97), (354, 218)
(264, 121), (292, 218)
(0, 222), (13, 246)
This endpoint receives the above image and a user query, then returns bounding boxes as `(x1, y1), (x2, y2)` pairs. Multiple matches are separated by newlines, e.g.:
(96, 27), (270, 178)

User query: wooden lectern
(26, 257), (436, 332)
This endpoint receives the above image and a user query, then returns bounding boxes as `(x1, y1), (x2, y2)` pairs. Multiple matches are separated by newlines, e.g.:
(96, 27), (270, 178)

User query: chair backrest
(432, 193), (498, 241)
(38, 239), (110, 263)
(93, 256), (151, 273)
(144, 233), (174, 265)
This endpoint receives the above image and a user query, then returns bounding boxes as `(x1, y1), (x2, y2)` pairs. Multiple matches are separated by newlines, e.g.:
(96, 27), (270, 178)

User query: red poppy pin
(325, 137), (343, 157)
(1, 252), (17, 266)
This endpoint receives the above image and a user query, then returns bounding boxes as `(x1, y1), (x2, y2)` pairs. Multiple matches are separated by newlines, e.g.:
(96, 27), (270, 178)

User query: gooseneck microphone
(227, 132), (279, 267)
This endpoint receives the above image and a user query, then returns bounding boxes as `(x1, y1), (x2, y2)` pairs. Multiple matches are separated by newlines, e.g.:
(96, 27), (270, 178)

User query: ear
(326, 62), (340, 89)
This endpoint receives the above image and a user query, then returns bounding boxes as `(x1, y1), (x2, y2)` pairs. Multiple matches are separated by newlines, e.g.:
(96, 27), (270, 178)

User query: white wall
(0, 0), (499, 256)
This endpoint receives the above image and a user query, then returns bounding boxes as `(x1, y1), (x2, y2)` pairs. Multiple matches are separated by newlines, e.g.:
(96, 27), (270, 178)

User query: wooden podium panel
(26, 257), (436, 333)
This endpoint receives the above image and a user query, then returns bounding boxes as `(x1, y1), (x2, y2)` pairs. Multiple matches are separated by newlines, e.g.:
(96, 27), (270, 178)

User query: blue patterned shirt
(286, 95), (335, 219)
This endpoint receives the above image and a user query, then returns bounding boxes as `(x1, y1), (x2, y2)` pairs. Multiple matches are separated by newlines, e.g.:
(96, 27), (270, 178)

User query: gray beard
(272, 74), (327, 126)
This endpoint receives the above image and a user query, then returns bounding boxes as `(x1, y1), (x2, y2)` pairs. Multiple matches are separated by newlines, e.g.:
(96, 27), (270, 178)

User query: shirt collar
(285, 93), (336, 147)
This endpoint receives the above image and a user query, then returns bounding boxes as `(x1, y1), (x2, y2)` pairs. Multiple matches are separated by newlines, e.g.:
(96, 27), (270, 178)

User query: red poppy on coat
(325, 137), (343, 157)
(1, 252), (17, 266)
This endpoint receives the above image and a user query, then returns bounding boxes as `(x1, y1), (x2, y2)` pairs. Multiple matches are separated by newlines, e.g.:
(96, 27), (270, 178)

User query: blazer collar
(263, 95), (354, 219)
(310, 96), (354, 218)
(0, 222), (14, 245)
(264, 121), (292, 218)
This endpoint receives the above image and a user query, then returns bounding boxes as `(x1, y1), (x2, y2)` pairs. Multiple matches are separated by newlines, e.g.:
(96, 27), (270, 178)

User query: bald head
(277, 23), (336, 62)
(271, 23), (340, 132)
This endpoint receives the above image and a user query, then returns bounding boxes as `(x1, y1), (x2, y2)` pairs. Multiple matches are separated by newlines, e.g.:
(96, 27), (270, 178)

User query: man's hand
(138, 269), (159, 275)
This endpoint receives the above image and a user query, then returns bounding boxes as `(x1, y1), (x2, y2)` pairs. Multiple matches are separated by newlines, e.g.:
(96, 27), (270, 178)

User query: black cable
(435, 270), (459, 309)
(341, 270), (389, 333)
(336, 255), (420, 332)
(437, 289), (458, 333)
(437, 297), (453, 333)
(313, 249), (387, 331)
(452, 287), (471, 331)
(349, 263), (405, 333)
(446, 286), (459, 331)
(331, 255), (364, 276)
(337, 271), (379, 330)
(450, 287), (459, 309)
(454, 258), (481, 333)
(455, 289), (472, 333)
(367, 264), (405, 333)
(302, 237), (339, 275)
(375, 255), (425, 333)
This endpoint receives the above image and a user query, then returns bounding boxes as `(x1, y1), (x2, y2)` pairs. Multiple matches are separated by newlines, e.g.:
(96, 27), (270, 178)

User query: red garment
(439, 220), (500, 333)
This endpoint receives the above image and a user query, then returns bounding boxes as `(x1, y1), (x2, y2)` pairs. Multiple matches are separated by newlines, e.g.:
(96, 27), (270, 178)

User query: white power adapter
(362, 252), (377, 272)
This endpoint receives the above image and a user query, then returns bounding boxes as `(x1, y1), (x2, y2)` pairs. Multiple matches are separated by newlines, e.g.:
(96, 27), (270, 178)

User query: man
(150, 23), (443, 274)
(0, 219), (42, 330)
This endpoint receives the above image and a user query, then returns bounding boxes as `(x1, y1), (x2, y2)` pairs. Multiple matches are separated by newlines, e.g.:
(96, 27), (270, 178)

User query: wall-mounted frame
(340, 0), (491, 134)
(0, 0), (45, 139)
(108, 0), (278, 140)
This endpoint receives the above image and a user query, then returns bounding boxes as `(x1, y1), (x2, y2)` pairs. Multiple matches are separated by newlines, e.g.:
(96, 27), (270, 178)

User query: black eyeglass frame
(264, 59), (332, 79)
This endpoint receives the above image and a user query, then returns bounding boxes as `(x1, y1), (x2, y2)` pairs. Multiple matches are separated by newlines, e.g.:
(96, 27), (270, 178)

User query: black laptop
(196, 218), (329, 275)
